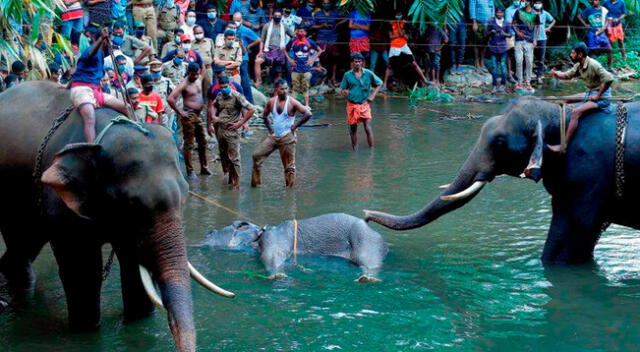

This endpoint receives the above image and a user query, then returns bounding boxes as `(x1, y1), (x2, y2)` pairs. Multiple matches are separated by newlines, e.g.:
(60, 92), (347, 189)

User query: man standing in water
(339, 52), (382, 150)
(251, 79), (312, 188)
(207, 76), (255, 189)
(547, 42), (614, 152)
(168, 62), (212, 176)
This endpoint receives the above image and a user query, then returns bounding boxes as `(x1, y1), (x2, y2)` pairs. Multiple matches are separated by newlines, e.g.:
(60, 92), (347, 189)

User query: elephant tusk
(139, 265), (165, 310)
(188, 262), (236, 299)
(438, 184), (450, 190)
(440, 181), (487, 201)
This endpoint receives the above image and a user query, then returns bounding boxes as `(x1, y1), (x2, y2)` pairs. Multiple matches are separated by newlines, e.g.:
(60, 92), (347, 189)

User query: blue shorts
(584, 88), (611, 111)
(587, 31), (611, 51)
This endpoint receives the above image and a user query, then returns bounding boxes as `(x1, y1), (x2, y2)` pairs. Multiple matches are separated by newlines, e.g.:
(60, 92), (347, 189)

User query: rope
(292, 219), (298, 265)
(188, 190), (264, 227)
(559, 103), (567, 153)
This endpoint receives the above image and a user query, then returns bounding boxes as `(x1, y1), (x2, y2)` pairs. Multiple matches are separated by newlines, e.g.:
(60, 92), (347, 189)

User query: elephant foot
(267, 273), (288, 280)
(356, 276), (381, 283)
(0, 265), (36, 293)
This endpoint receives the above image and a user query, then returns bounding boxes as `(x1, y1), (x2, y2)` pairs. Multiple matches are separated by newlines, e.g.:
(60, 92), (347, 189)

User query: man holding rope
(70, 26), (129, 143)
(547, 42), (614, 152)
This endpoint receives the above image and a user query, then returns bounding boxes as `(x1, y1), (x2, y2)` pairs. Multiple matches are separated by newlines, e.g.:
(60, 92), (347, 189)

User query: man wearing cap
(192, 25), (215, 95)
(161, 48), (189, 86)
(161, 28), (184, 58)
(126, 65), (149, 90)
(132, 20), (157, 65)
(207, 75), (255, 189)
(150, 59), (175, 126)
(131, 0), (157, 50)
(168, 62), (212, 176)
(214, 30), (243, 85)
(339, 52), (382, 150)
(112, 23), (152, 64)
(158, 0), (180, 47)
(208, 65), (244, 99)
(162, 35), (204, 69)
(198, 4), (228, 41)
(251, 79), (312, 188)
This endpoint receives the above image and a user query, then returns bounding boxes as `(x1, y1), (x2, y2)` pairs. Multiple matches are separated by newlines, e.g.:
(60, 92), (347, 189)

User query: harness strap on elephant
(293, 219), (299, 265)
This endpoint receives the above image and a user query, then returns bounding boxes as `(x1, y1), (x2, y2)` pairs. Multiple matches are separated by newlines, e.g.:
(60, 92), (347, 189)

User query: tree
(0, 0), (73, 79)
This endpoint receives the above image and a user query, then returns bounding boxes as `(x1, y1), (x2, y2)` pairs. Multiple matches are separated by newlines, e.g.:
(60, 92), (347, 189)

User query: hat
(180, 34), (192, 42)
(224, 29), (236, 37)
(134, 21), (145, 28)
(149, 65), (162, 73)
(213, 64), (226, 73)
(149, 59), (162, 66)
(351, 52), (364, 61)
(134, 65), (148, 74)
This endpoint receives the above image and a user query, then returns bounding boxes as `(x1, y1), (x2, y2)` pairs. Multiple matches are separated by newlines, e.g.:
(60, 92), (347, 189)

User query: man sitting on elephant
(70, 26), (129, 143)
(547, 42), (614, 152)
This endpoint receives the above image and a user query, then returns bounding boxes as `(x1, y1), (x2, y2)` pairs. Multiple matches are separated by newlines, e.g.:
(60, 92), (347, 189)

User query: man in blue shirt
(198, 4), (227, 41)
(312, 0), (348, 86)
(70, 27), (128, 143)
(232, 12), (262, 103)
(533, 0), (555, 83)
(579, 0), (612, 67)
(285, 27), (321, 107)
(603, 0), (628, 62)
(243, 0), (267, 35)
(469, 0), (495, 73)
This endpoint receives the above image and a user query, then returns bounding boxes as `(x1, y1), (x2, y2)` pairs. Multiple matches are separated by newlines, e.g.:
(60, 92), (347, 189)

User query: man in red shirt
(137, 73), (165, 123)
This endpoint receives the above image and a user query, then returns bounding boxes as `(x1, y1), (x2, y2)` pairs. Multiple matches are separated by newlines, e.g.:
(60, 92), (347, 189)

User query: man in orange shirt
(382, 10), (428, 90)
(137, 73), (165, 123)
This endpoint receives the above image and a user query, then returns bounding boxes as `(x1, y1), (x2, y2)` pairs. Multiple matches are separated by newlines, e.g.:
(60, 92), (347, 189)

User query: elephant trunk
(365, 147), (492, 230)
(147, 213), (196, 352)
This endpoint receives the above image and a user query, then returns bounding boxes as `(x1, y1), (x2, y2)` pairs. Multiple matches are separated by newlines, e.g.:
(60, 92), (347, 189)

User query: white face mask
(534, 3), (542, 10)
(195, 33), (204, 40)
(496, 18), (504, 26)
(186, 17), (196, 26)
(182, 43), (191, 50)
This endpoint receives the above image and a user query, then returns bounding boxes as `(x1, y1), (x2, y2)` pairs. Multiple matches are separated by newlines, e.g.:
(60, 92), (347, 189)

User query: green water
(2, 95), (640, 351)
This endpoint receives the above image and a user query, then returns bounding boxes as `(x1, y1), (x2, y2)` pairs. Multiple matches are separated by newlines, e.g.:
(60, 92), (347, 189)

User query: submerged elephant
(365, 99), (640, 265)
(203, 213), (388, 281)
(0, 82), (233, 352)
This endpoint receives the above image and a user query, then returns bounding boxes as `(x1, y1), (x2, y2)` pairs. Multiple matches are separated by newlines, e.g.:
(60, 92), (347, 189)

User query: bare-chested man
(168, 62), (212, 176)
(251, 79), (312, 188)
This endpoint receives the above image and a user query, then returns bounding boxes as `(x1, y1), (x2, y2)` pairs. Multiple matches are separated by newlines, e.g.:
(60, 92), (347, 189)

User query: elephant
(203, 213), (389, 281)
(0, 81), (233, 352)
(365, 98), (640, 265)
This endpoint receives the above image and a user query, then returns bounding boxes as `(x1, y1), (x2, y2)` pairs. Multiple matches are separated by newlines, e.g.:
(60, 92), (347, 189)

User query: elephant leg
(0, 222), (46, 292)
(52, 239), (103, 331)
(541, 194), (605, 265)
(260, 245), (290, 279)
(114, 244), (155, 322)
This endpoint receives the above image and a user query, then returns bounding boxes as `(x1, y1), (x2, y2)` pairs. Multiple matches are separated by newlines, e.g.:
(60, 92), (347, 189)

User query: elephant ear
(521, 120), (544, 183)
(41, 143), (104, 219)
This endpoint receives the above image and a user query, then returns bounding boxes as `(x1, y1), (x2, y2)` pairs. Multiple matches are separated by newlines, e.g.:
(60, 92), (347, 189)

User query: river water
(2, 93), (640, 351)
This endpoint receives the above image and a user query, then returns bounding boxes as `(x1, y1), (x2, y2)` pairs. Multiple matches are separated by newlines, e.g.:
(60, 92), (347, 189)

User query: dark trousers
(534, 40), (547, 77)
(449, 22), (467, 66)
(240, 60), (254, 103)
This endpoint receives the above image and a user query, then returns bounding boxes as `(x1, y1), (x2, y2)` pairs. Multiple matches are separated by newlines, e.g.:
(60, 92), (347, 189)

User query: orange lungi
(607, 24), (625, 43)
(346, 101), (372, 125)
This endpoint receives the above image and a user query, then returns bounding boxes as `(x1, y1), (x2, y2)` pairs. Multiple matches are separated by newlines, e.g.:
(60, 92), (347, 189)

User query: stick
(539, 96), (633, 103)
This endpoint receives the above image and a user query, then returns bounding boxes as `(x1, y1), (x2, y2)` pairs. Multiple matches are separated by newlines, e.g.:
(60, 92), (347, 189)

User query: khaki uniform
(153, 77), (175, 126)
(132, 104), (158, 124)
(180, 107), (209, 175)
(212, 91), (254, 187)
(252, 132), (297, 187)
(157, 6), (179, 46)
(161, 41), (179, 59)
(214, 44), (243, 84)
(134, 35), (156, 65)
(192, 38), (216, 96)
(121, 35), (151, 59)
(132, 0), (158, 50)
(564, 56), (614, 90)
(161, 61), (188, 86)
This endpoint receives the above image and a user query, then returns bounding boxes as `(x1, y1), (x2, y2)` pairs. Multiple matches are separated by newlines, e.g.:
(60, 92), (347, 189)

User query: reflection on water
(2, 93), (640, 351)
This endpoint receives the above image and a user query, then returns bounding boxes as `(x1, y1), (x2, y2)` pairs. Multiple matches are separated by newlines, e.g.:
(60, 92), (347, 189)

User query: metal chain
(32, 105), (76, 214)
(600, 104), (629, 233)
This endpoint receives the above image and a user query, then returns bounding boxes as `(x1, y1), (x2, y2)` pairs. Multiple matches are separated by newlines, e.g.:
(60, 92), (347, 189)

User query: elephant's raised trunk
(364, 148), (492, 230)
(147, 213), (196, 352)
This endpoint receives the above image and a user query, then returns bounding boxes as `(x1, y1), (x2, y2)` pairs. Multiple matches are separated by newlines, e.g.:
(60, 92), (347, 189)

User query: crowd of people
(0, 0), (632, 188)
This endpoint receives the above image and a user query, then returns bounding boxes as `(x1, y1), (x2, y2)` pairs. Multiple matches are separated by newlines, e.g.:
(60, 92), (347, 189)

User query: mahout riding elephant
(203, 213), (388, 281)
(0, 82), (233, 352)
(365, 98), (640, 264)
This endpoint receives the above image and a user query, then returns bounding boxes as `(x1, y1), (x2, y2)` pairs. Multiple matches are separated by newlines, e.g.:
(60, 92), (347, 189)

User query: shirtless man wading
(168, 62), (212, 176)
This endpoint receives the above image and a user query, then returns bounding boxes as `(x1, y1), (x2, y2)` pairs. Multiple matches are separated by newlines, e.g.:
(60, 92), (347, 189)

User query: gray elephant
(203, 213), (388, 282)
(365, 98), (640, 265)
(0, 82), (233, 352)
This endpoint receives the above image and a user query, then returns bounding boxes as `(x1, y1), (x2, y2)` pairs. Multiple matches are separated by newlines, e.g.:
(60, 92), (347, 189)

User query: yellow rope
(293, 219), (298, 265)
(188, 190), (264, 227)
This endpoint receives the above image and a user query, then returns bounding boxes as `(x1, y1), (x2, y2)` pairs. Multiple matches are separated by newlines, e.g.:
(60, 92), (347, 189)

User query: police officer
(192, 25), (215, 97)
(161, 48), (189, 86)
(150, 59), (175, 127)
(157, 0), (180, 48)
(131, 0), (158, 50)
(132, 21), (156, 65)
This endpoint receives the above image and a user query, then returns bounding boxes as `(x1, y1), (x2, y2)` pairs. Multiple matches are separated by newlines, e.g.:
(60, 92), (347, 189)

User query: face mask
(195, 33), (204, 40)
(322, 4), (331, 10)
(221, 86), (231, 95)
(225, 40), (234, 47)
(208, 12), (217, 19)
(166, 0), (174, 8)
(101, 83), (110, 90)
(174, 57), (184, 66)
(395, 15), (402, 20)
(143, 85), (153, 93)
(534, 3), (542, 10)
(135, 29), (145, 37)
(513, 1), (521, 6)
(117, 64), (127, 73)
(182, 43), (191, 50)
(274, 17), (282, 23)
(186, 17), (196, 26)
(175, 36), (181, 44)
